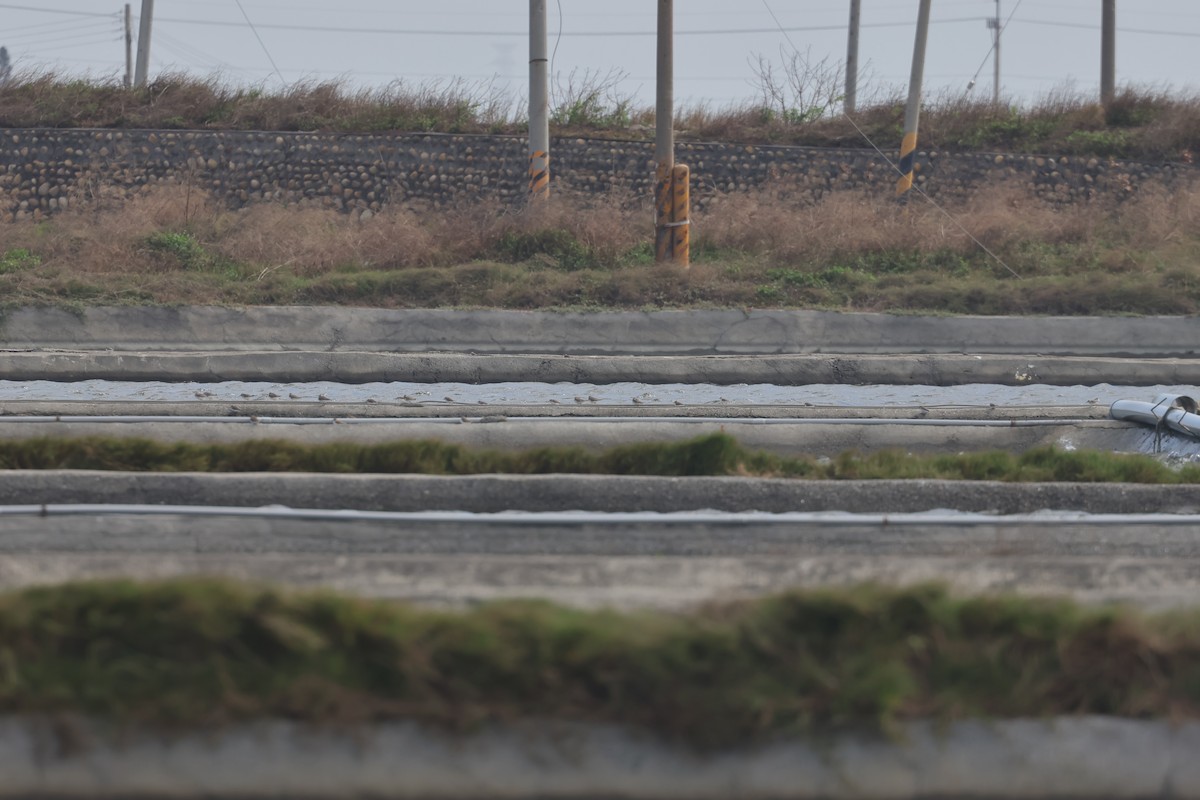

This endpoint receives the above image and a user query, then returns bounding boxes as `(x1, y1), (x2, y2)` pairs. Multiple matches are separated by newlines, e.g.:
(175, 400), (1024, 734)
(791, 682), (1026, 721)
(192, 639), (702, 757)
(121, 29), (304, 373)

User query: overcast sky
(3, 1), (1199, 112)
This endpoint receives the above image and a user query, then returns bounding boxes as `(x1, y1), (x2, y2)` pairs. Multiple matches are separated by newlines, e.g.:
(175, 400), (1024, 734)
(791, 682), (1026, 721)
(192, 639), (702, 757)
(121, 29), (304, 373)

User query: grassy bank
(1, 579), (1197, 745)
(3, 74), (1199, 160)
(0, 433), (1191, 484)
(2, 180), (1199, 314)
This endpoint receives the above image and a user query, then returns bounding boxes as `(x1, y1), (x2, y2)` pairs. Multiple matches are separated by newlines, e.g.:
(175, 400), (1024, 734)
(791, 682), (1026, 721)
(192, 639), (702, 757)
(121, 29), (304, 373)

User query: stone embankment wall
(0, 128), (1192, 219)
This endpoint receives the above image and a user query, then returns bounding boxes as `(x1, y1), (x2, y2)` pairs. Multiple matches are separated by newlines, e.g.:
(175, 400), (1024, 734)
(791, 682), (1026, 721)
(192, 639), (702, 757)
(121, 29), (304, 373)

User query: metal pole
(992, 0), (1001, 105)
(896, 0), (932, 197)
(124, 4), (133, 89)
(1101, 0), (1116, 104)
(845, 0), (861, 114)
(133, 0), (154, 88)
(528, 0), (550, 200)
(655, 0), (675, 263)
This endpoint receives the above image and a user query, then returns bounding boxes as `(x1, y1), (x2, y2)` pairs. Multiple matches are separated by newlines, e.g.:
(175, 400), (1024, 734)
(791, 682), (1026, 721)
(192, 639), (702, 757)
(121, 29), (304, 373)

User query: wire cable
(145, 14), (985, 38)
(839, 114), (1022, 279)
(551, 0), (563, 81)
(965, 0), (1024, 94)
(0, 3), (115, 18)
(758, 0), (1021, 280)
(1018, 18), (1200, 39)
(232, 0), (285, 85)
(3, 14), (119, 35)
(6, 22), (120, 48)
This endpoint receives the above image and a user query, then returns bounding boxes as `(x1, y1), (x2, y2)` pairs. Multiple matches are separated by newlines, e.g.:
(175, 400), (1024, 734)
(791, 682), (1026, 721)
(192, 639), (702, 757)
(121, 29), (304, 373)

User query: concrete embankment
(3, 306), (1196, 384)
(3, 717), (1198, 799)
(2, 306), (1199, 356)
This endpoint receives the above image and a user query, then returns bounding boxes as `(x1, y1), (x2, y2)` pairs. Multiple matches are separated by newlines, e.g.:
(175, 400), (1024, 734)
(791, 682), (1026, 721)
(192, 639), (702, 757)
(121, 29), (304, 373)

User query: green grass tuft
(0, 579), (1197, 747)
(0, 434), (1192, 484)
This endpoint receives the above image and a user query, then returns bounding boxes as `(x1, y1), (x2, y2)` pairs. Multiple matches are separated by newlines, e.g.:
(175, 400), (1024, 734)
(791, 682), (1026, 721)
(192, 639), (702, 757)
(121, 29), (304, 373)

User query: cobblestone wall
(0, 128), (1191, 220)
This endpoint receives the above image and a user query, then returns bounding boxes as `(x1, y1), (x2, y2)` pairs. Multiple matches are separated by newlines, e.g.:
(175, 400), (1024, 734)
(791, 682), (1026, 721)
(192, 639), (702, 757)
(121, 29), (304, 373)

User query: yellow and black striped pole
(897, 0), (932, 197)
(897, 132), (918, 196)
(528, 150), (549, 199)
(671, 164), (690, 268)
(655, 162), (674, 263)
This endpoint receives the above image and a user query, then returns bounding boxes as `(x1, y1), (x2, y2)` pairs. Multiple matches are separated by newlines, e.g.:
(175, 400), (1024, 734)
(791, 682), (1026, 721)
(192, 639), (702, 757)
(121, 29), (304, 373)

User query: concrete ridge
(2, 717), (1197, 798)
(2, 306), (1199, 357)
(0, 350), (1197, 385)
(0, 472), (1194, 515)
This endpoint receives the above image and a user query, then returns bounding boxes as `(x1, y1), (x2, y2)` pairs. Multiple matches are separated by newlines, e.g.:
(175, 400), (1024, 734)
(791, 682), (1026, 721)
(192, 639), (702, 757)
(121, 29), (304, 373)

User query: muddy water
(0, 380), (1192, 407)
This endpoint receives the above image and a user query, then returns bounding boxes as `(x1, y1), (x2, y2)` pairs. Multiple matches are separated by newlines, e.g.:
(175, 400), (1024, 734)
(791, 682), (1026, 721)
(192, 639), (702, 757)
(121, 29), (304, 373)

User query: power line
(3, 15), (119, 34)
(0, 3), (115, 18)
(1018, 19), (1200, 39)
(155, 30), (234, 71)
(9, 29), (121, 50)
(146, 14), (987, 38)
(3, 20), (118, 45)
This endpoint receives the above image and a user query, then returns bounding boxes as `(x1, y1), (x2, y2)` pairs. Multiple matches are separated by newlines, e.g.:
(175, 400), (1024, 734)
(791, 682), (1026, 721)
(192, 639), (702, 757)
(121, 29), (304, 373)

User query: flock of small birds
(189, 389), (735, 405)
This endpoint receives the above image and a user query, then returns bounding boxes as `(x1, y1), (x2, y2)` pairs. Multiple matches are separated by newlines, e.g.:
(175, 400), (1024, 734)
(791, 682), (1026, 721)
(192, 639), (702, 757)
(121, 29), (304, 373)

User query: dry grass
(0, 71), (512, 134)
(3, 177), (1200, 314)
(3, 73), (1200, 160)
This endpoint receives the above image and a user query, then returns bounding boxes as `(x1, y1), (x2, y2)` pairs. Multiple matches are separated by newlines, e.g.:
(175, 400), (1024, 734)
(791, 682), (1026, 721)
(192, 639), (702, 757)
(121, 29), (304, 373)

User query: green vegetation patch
(1, 579), (1198, 746)
(141, 231), (240, 277)
(0, 248), (39, 274)
(1, 433), (1196, 484)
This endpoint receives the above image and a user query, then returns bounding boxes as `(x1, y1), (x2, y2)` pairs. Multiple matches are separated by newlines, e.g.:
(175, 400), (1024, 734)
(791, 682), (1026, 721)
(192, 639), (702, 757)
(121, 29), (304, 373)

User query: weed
(0, 248), (39, 273)
(1064, 129), (1132, 157)
(141, 230), (237, 276)
(496, 229), (594, 271)
(0, 434), (1192, 485)
(1, 579), (1199, 747)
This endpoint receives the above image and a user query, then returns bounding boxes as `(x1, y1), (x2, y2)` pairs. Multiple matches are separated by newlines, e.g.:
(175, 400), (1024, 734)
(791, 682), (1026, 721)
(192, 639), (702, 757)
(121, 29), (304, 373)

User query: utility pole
(987, 0), (1001, 104)
(133, 0), (153, 89)
(123, 4), (133, 89)
(528, 0), (550, 199)
(654, 0), (688, 266)
(1101, 0), (1116, 104)
(896, 0), (931, 197)
(845, 0), (861, 114)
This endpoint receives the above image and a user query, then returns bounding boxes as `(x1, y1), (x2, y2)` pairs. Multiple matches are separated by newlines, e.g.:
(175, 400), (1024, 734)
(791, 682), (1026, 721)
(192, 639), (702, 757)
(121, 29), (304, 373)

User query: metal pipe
(528, 0), (550, 199)
(133, 0), (154, 88)
(3, 504), (1200, 528)
(1111, 394), (1200, 439)
(896, 0), (932, 197)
